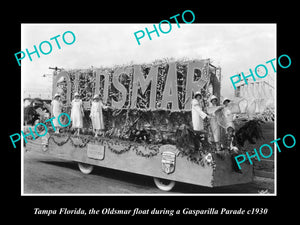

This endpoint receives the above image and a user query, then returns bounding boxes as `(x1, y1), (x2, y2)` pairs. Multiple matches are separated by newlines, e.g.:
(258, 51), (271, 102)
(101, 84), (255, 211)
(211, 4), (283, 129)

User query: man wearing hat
(51, 93), (63, 133)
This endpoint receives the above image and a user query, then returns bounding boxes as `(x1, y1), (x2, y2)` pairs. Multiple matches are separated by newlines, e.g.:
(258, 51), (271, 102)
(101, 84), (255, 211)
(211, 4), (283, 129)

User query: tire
(153, 177), (176, 191)
(78, 162), (94, 174)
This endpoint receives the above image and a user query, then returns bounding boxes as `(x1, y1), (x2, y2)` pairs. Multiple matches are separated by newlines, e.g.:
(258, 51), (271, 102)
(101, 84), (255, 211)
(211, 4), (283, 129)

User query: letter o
(34, 123), (48, 137)
(259, 144), (273, 158)
(282, 134), (296, 148)
(182, 10), (195, 24)
(255, 64), (268, 78)
(159, 20), (172, 34)
(278, 54), (291, 68)
(62, 31), (76, 45)
(39, 41), (53, 55)
(57, 113), (71, 127)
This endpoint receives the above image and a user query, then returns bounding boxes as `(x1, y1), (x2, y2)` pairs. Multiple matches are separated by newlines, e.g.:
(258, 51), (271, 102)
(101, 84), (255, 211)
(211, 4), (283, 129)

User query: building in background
(234, 71), (275, 113)
(24, 88), (52, 100)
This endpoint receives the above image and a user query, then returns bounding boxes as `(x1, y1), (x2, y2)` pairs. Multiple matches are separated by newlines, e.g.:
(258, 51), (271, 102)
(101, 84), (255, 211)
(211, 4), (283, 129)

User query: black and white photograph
(4, 4), (298, 221)
(21, 23), (276, 195)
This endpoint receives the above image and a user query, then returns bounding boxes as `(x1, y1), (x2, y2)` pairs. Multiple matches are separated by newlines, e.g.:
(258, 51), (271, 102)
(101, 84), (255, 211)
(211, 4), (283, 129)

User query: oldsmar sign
(52, 59), (220, 111)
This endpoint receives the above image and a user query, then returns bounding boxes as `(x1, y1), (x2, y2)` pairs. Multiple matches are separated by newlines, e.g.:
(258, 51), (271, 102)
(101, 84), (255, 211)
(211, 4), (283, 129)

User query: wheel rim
(78, 162), (94, 174)
(153, 177), (176, 191)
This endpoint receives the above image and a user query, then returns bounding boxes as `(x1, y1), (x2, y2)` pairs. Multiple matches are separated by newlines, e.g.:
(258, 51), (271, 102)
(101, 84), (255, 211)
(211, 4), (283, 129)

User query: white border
(21, 23), (277, 196)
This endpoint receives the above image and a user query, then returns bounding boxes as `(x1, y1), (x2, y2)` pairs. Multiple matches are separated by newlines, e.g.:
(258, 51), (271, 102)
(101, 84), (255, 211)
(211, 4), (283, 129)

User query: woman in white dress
(223, 97), (235, 133)
(191, 92), (207, 131)
(51, 93), (63, 133)
(222, 97), (239, 153)
(71, 92), (84, 135)
(191, 92), (208, 151)
(90, 94), (108, 137)
(207, 95), (222, 151)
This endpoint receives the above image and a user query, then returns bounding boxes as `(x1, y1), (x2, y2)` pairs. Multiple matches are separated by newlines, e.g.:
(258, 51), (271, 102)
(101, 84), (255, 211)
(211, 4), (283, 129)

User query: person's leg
(193, 131), (201, 151)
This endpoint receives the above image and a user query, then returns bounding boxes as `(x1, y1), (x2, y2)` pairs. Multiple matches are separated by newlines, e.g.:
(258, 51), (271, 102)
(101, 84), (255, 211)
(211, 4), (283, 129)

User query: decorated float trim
(47, 133), (220, 165)
(48, 133), (161, 158)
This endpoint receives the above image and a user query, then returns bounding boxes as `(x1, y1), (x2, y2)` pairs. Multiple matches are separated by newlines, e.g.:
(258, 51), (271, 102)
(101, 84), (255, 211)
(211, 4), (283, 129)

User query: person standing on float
(222, 97), (240, 154)
(90, 94), (108, 137)
(223, 98), (235, 134)
(191, 92), (208, 150)
(207, 95), (222, 151)
(191, 92), (208, 131)
(51, 93), (63, 134)
(71, 92), (84, 135)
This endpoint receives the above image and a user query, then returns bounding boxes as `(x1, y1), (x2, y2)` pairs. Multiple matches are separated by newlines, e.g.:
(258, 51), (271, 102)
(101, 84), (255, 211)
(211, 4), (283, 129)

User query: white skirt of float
(153, 177), (176, 191)
(78, 162), (94, 174)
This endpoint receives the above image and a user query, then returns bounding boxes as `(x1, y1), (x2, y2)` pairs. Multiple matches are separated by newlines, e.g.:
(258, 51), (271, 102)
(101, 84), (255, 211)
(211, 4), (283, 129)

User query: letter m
(130, 65), (158, 109)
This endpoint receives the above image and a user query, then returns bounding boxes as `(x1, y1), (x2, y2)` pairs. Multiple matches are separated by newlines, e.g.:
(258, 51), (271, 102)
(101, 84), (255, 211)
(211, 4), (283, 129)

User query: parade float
(25, 58), (258, 191)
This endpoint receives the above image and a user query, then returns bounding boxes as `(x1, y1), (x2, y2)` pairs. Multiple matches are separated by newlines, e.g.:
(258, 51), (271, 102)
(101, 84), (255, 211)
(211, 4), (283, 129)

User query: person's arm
(197, 106), (208, 119)
(100, 101), (108, 109)
(89, 103), (93, 117)
(207, 106), (223, 115)
(192, 99), (207, 119)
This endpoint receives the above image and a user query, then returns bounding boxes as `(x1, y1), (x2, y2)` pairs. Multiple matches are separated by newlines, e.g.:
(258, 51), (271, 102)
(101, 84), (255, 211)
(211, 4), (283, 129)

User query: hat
(74, 92), (80, 97)
(223, 97), (231, 104)
(194, 91), (202, 98)
(54, 93), (60, 98)
(210, 95), (218, 102)
(93, 94), (100, 99)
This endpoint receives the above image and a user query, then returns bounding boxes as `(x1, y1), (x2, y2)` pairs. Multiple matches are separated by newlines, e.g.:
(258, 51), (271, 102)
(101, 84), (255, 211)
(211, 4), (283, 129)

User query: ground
(24, 151), (274, 194)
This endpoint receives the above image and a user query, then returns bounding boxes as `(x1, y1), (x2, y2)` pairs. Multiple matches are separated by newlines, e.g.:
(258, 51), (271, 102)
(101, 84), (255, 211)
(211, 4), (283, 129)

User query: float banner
(52, 59), (221, 112)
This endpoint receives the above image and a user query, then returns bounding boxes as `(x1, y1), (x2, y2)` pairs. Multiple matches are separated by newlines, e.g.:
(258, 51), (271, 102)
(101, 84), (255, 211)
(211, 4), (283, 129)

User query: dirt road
(24, 151), (274, 194)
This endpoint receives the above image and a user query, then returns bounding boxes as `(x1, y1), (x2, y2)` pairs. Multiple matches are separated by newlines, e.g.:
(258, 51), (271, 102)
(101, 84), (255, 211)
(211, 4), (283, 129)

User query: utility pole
(49, 67), (63, 76)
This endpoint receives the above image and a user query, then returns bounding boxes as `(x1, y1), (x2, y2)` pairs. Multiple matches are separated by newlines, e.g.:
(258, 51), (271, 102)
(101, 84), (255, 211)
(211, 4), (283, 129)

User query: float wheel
(153, 177), (176, 191)
(78, 162), (94, 174)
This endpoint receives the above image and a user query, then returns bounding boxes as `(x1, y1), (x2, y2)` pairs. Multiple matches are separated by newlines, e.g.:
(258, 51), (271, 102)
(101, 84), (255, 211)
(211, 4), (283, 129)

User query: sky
(21, 23), (276, 98)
